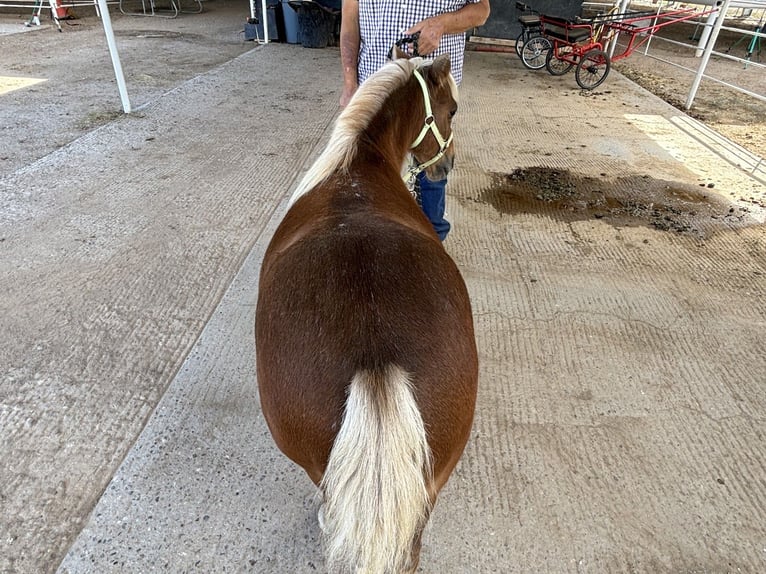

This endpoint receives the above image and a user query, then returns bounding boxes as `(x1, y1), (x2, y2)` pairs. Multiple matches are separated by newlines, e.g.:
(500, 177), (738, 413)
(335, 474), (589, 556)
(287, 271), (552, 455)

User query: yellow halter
(404, 68), (454, 187)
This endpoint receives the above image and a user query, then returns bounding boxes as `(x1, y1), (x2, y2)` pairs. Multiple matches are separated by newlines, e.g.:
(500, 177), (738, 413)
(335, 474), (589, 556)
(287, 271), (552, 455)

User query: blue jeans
(417, 172), (450, 241)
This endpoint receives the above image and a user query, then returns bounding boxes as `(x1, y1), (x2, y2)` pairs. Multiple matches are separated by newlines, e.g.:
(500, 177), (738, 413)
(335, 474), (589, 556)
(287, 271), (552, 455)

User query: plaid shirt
(357, 0), (480, 86)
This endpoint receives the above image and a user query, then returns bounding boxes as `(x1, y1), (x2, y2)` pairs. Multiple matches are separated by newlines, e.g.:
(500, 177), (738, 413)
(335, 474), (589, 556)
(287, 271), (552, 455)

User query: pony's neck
(289, 61), (426, 206)
(353, 79), (424, 177)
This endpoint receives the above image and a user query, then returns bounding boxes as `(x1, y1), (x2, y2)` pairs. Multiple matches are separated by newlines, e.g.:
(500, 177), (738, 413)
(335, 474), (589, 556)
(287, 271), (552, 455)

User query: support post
(695, 8), (720, 57)
(686, 0), (728, 110)
(248, 0), (271, 43)
(608, 0), (633, 58)
(96, 0), (131, 113)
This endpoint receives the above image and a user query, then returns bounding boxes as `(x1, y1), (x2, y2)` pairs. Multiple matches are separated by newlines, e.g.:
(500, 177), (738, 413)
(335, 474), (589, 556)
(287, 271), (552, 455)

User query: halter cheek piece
(404, 68), (454, 186)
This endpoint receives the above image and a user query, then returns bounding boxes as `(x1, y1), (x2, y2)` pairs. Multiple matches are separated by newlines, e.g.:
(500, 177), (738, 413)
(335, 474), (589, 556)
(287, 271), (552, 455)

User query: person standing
(339, 0), (490, 241)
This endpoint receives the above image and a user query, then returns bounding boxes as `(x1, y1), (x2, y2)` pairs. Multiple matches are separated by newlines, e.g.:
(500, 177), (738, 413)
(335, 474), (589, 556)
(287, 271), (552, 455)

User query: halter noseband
(404, 68), (454, 187)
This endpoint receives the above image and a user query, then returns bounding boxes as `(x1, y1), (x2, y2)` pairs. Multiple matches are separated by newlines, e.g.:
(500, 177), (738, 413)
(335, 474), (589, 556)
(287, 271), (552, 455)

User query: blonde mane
(288, 58), (427, 206)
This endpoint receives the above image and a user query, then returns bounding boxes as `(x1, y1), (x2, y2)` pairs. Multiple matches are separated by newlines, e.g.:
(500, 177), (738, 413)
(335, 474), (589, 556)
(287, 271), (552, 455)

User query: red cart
(537, 6), (718, 89)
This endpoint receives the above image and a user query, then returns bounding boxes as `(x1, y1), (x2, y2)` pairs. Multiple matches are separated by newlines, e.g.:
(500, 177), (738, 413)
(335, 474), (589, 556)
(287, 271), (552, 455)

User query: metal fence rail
(584, 0), (765, 108)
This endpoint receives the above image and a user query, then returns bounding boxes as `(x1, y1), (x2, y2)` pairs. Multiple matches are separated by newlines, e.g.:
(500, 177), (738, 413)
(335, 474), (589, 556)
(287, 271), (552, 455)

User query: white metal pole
(686, 0), (728, 110)
(609, 0), (631, 59)
(695, 8), (720, 57)
(96, 0), (131, 113)
(250, 0), (269, 43)
(262, 0), (269, 43)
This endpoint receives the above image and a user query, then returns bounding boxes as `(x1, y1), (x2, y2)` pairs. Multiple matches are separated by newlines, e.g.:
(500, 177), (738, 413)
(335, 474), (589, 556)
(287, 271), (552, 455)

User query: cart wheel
(515, 31), (526, 57)
(576, 49), (611, 90)
(521, 36), (551, 70)
(545, 45), (575, 76)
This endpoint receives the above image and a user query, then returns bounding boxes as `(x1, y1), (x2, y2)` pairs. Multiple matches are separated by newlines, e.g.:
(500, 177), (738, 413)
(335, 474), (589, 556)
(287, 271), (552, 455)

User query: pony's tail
(319, 365), (433, 574)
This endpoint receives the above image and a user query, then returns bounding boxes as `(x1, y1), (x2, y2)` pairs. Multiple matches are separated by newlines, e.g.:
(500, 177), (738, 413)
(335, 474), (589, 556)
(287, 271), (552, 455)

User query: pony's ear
(430, 53), (451, 80)
(391, 47), (411, 60)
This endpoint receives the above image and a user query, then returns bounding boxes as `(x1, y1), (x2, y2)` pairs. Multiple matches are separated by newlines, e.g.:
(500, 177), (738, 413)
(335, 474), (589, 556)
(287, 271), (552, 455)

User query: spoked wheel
(545, 45), (576, 76)
(575, 48), (611, 90)
(521, 36), (552, 70)
(515, 31), (526, 57)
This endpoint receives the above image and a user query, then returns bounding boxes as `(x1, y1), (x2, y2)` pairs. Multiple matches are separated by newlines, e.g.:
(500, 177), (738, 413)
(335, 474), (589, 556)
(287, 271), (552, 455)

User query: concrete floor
(2, 5), (766, 574)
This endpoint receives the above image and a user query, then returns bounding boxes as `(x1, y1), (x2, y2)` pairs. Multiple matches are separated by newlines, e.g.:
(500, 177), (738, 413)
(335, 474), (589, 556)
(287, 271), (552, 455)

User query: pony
(255, 53), (478, 574)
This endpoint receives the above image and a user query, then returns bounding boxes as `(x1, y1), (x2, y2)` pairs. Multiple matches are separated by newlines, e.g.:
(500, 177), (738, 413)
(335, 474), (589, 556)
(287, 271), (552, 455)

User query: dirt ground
(481, 165), (757, 236)
(0, 0), (255, 177)
(609, 16), (766, 158)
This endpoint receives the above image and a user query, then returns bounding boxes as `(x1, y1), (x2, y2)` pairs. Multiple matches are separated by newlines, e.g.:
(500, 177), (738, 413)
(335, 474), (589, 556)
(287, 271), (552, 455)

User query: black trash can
(289, 0), (339, 48)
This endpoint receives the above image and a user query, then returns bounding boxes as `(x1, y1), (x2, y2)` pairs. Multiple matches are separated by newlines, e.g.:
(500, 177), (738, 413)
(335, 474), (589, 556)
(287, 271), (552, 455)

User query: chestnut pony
(255, 54), (478, 574)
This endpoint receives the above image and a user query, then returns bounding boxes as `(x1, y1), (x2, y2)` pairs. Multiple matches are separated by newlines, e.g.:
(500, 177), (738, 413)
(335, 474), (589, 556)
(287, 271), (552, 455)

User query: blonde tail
(319, 365), (432, 574)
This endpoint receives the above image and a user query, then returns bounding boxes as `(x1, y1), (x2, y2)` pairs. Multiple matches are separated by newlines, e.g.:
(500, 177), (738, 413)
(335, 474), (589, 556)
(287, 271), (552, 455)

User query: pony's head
(395, 52), (458, 182)
(288, 52), (459, 207)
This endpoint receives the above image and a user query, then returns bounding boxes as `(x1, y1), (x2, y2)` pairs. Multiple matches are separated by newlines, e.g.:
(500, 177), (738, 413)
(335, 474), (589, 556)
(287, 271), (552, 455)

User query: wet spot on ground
(477, 167), (755, 237)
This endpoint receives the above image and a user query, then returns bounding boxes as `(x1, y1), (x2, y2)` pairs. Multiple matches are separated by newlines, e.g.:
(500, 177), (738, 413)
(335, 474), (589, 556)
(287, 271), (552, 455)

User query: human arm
(339, 0), (360, 108)
(405, 0), (491, 56)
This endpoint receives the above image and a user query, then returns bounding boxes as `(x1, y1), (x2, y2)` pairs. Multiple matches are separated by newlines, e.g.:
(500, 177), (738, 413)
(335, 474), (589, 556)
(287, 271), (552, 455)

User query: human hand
(405, 16), (445, 56)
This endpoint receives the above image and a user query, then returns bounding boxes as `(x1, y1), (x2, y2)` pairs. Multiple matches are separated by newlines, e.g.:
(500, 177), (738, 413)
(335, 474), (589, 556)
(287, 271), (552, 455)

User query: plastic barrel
(280, 0), (300, 44)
